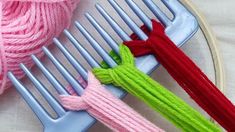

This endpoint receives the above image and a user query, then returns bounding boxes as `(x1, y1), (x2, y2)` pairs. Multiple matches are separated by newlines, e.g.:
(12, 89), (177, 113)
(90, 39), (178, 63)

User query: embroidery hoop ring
(181, 0), (226, 122)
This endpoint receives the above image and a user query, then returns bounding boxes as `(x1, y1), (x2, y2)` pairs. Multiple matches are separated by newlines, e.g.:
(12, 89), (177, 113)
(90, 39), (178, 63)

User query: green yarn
(100, 50), (122, 68)
(93, 44), (221, 132)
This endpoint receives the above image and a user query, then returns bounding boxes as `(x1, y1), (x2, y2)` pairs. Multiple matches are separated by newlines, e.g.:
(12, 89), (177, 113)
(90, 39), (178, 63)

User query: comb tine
(7, 72), (53, 126)
(143, 0), (171, 27)
(75, 21), (117, 68)
(126, 0), (152, 30)
(64, 30), (100, 68)
(42, 46), (84, 95)
(20, 63), (66, 117)
(162, 0), (184, 15)
(31, 55), (69, 95)
(53, 38), (88, 81)
(108, 0), (148, 40)
(85, 13), (120, 55)
(95, 4), (131, 41)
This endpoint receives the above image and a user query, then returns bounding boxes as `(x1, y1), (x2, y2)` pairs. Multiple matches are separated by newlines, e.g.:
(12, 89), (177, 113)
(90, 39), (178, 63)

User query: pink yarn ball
(0, 0), (79, 94)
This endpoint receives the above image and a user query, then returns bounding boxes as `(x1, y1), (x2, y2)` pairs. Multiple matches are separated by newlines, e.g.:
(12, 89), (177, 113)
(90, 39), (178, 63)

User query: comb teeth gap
(63, 29), (101, 68)
(20, 64), (62, 119)
(85, 13), (120, 55)
(42, 46), (84, 95)
(19, 63), (66, 117)
(95, 4), (131, 41)
(108, 0), (148, 40)
(31, 54), (69, 96)
(161, 0), (182, 15)
(53, 38), (88, 81)
(7, 72), (54, 124)
(143, 0), (172, 26)
(75, 21), (117, 68)
(125, 0), (152, 30)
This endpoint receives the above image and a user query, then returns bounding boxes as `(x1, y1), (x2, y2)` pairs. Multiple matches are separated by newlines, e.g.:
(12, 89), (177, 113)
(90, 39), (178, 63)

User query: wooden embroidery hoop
(181, 0), (226, 93)
(181, 0), (226, 122)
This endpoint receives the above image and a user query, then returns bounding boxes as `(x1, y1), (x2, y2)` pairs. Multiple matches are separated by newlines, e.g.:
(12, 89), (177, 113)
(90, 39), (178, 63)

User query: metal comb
(8, 0), (198, 131)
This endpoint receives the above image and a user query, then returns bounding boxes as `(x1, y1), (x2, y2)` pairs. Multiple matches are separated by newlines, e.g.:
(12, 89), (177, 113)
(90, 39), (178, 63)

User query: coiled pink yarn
(0, 0), (79, 94)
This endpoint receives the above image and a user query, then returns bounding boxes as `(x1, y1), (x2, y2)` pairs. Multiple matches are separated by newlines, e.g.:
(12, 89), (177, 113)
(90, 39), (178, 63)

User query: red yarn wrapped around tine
(124, 19), (235, 131)
(124, 40), (153, 56)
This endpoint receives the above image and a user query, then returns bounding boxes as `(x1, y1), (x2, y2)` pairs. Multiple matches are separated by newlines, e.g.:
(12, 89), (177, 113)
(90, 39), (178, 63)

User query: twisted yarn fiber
(124, 19), (235, 131)
(60, 72), (163, 132)
(0, 0), (79, 94)
(94, 45), (220, 132)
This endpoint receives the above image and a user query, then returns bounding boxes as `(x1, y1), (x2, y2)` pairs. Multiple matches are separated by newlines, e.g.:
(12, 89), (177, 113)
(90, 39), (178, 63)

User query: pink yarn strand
(60, 72), (163, 132)
(4, 0), (67, 2)
(0, 0), (79, 94)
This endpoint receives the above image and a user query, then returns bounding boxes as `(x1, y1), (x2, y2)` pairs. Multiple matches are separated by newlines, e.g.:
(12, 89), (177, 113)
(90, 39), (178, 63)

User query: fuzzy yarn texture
(124, 19), (235, 132)
(93, 45), (221, 132)
(0, 0), (79, 94)
(60, 72), (163, 132)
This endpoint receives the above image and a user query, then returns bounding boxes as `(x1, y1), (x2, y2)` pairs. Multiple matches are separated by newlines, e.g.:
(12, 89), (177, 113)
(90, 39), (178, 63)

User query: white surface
(0, 0), (234, 131)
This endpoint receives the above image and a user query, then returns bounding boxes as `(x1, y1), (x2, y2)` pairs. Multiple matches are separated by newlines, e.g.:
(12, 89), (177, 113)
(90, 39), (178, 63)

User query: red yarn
(124, 19), (235, 131)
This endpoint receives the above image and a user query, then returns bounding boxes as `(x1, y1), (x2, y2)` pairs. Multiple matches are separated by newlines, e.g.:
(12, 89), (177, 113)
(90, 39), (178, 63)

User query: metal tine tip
(75, 21), (117, 68)
(125, 0), (152, 30)
(7, 72), (53, 125)
(108, 0), (148, 40)
(95, 4), (131, 41)
(63, 29), (100, 68)
(53, 38), (88, 81)
(20, 63), (66, 117)
(31, 55), (69, 96)
(42, 46), (84, 95)
(143, 0), (171, 27)
(85, 13), (120, 55)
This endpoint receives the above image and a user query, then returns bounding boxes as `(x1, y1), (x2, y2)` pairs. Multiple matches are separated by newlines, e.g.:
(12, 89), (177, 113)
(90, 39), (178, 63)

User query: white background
(0, 0), (234, 131)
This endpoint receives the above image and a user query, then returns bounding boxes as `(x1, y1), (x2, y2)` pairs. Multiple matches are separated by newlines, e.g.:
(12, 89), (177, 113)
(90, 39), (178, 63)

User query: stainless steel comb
(8, 0), (198, 131)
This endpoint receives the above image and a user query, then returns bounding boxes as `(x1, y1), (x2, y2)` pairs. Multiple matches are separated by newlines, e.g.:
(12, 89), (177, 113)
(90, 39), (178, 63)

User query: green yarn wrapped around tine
(94, 45), (220, 132)
(100, 50), (121, 69)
